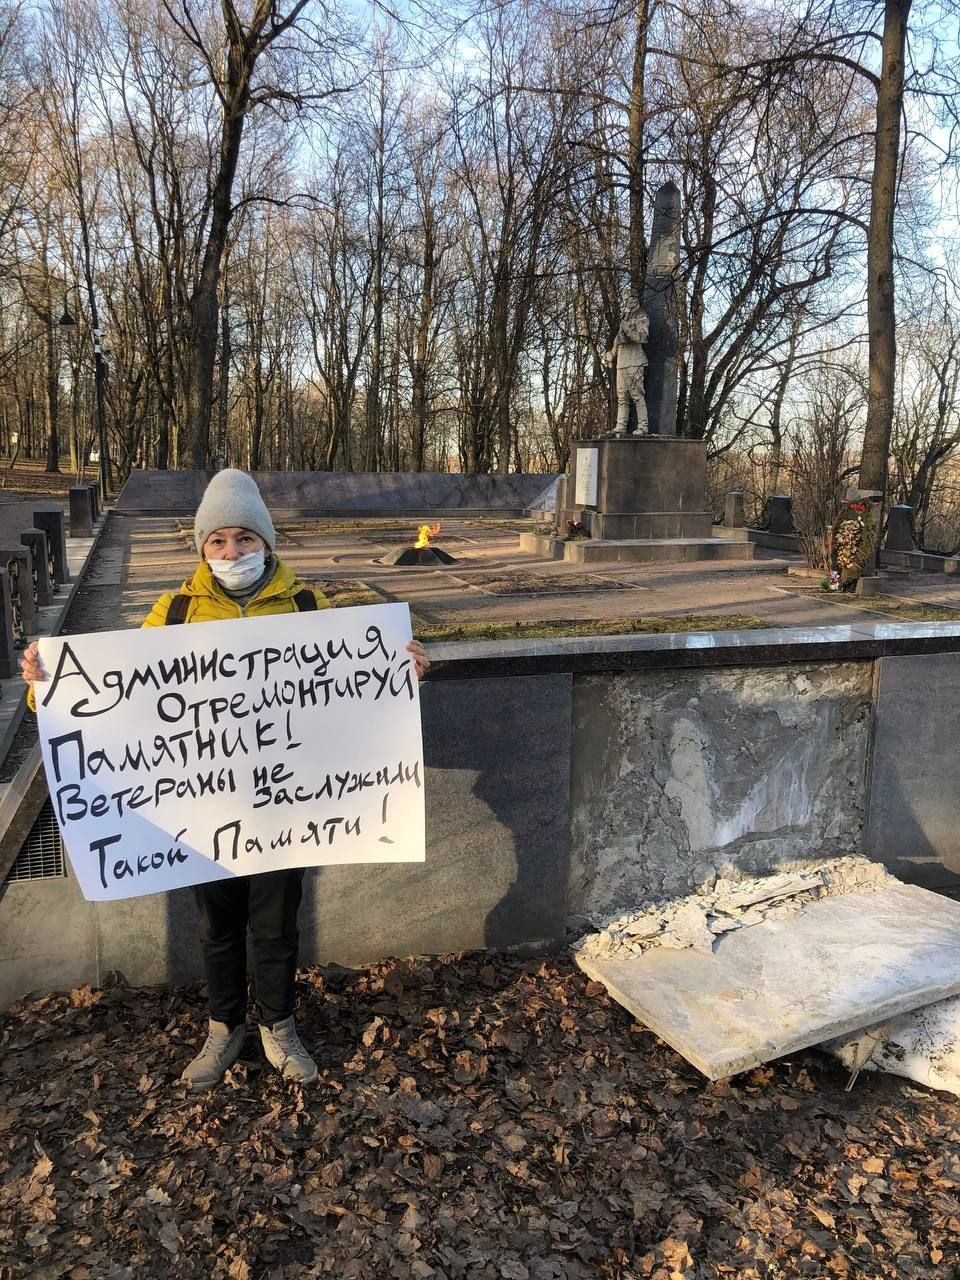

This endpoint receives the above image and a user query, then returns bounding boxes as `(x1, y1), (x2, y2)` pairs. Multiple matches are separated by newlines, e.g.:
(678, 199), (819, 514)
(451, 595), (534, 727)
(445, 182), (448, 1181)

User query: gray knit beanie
(194, 469), (276, 554)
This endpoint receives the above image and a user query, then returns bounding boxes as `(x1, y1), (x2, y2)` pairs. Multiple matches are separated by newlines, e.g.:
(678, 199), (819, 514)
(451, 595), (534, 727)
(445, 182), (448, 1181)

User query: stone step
(564, 538), (755, 564)
(712, 525), (752, 541)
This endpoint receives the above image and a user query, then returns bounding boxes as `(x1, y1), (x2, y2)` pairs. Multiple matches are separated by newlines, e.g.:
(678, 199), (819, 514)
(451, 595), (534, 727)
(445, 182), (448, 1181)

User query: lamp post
(58, 304), (109, 504)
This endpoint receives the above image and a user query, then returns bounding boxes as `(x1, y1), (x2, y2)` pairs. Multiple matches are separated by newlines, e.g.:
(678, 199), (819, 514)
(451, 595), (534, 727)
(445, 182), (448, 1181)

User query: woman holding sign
(22, 469), (430, 1092)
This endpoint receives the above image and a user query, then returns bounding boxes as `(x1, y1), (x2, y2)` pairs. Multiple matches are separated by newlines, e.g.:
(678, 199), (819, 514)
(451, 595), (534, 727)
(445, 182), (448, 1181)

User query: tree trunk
(44, 312), (60, 473)
(156, 403), (170, 470)
(768, 318), (800, 497)
(411, 206), (435, 473)
(859, 0), (911, 492)
(250, 367), (264, 470)
(684, 175), (717, 438)
(69, 355), (81, 472)
(183, 1), (305, 468)
(627, 0), (649, 294)
(364, 72), (388, 473)
(216, 280), (231, 468)
(186, 202), (237, 470)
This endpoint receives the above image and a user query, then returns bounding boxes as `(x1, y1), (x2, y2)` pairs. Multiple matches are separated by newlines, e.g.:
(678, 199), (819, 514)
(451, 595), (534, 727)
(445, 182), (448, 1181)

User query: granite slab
(576, 882), (960, 1079)
(425, 621), (960, 681)
(565, 537), (753, 564)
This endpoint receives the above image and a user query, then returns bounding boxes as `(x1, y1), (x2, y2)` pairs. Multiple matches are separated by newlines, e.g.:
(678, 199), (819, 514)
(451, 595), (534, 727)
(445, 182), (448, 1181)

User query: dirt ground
(2, 951), (959, 1280)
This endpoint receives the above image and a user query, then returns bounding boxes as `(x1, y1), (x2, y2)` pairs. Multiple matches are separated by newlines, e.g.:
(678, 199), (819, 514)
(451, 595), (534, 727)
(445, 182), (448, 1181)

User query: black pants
(193, 868), (305, 1028)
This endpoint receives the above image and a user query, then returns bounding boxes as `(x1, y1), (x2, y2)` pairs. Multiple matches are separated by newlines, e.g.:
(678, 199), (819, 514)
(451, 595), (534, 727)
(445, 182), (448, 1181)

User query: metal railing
(6, 555), (25, 648)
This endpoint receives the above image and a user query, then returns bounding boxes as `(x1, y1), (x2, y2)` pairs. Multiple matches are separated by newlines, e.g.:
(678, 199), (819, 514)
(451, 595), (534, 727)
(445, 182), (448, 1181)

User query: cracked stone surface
(568, 663), (873, 920)
(576, 878), (960, 1079)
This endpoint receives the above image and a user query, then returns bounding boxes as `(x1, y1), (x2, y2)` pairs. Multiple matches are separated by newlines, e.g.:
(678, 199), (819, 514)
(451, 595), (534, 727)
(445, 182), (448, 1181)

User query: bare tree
(164, 0), (356, 466)
(889, 282), (960, 547)
(786, 361), (864, 570)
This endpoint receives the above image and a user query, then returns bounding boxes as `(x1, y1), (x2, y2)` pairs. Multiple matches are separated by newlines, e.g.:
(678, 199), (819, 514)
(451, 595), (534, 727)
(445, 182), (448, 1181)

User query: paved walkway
(98, 515), (897, 632)
(876, 571), (960, 612)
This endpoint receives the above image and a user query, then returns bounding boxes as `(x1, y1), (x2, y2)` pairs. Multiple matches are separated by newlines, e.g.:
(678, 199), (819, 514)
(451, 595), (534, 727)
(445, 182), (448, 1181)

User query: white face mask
(208, 550), (267, 590)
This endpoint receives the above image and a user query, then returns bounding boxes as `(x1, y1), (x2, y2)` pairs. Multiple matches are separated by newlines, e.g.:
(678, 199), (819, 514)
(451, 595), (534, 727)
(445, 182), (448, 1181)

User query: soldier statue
(604, 289), (649, 435)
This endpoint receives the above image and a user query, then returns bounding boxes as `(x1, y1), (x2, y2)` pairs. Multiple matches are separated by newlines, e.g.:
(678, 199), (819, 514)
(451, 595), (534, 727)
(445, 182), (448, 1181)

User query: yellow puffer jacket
(28, 558), (329, 711)
(141, 557), (330, 627)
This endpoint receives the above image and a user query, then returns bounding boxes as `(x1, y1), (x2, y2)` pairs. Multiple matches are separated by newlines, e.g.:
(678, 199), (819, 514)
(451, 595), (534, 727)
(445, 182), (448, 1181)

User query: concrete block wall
(568, 662), (873, 921)
(5, 625), (960, 1005)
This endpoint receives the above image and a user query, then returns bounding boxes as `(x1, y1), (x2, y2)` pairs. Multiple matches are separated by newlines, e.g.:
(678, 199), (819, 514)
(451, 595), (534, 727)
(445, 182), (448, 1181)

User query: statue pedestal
(552, 435), (754, 565)
(566, 436), (712, 539)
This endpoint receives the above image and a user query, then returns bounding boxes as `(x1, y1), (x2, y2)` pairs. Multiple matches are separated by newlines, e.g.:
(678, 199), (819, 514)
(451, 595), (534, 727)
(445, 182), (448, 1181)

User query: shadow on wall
(866, 651), (960, 892)
(154, 671), (574, 987)
(422, 672), (573, 953)
(866, 764), (957, 890)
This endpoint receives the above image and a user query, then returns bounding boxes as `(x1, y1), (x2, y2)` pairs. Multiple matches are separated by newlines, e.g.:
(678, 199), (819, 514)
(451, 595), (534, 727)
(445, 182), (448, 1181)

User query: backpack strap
(293, 589), (318, 612)
(166, 588), (315, 622)
(165, 593), (191, 625)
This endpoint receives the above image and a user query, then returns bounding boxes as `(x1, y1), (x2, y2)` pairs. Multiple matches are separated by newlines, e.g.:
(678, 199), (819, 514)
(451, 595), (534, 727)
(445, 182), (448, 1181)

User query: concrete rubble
(576, 856), (894, 962)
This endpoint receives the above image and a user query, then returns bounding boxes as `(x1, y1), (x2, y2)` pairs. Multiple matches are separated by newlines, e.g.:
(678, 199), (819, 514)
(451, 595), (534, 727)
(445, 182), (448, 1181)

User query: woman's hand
(406, 639), (430, 680)
(20, 641), (48, 686)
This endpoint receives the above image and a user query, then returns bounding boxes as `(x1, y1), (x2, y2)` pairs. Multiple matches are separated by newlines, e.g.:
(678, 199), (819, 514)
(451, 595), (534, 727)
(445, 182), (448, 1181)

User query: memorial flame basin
(379, 545), (458, 566)
(378, 523), (458, 566)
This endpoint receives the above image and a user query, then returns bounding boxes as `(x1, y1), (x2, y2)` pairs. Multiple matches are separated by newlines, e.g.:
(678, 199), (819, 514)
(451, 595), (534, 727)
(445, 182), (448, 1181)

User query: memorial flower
(562, 519), (590, 541)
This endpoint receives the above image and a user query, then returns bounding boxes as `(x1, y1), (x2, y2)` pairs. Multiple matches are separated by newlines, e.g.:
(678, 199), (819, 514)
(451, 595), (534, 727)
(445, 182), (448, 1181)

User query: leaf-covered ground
(2, 953), (959, 1280)
(0, 459), (81, 499)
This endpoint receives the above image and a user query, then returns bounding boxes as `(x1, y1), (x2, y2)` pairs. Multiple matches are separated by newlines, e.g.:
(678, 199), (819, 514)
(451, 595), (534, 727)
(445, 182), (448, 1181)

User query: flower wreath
(552, 519), (590, 541)
(828, 501), (876, 589)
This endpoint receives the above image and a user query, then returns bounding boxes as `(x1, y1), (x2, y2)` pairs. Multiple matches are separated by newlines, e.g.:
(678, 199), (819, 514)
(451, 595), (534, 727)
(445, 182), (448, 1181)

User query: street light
(58, 302), (109, 504)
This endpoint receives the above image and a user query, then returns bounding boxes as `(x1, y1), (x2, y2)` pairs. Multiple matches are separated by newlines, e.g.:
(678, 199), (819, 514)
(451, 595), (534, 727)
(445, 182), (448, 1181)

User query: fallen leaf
(499, 1262), (529, 1279)
(158, 1221), (180, 1255)
(362, 1016), (385, 1047)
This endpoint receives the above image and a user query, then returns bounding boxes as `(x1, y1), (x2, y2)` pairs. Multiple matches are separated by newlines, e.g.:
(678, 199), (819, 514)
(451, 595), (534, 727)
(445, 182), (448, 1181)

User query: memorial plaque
(574, 447), (598, 507)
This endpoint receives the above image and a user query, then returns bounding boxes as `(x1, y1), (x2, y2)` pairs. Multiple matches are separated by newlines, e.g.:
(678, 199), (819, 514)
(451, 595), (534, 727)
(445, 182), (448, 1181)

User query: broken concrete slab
(576, 881), (960, 1079)
(579, 858), (892, 961)
(827, 994), (960, 1097)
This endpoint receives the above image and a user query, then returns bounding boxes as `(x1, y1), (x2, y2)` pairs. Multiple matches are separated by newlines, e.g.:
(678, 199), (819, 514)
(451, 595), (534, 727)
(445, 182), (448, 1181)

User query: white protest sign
(36, 602), (425, 901)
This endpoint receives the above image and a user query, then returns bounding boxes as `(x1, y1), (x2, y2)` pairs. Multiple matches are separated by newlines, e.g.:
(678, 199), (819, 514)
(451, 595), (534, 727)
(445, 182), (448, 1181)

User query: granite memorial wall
(3, 626), (960, 1004)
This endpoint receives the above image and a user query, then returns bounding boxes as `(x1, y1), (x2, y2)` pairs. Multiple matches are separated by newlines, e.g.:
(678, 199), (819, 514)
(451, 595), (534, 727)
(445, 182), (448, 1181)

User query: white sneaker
(259, 1016), (318, 1083)
(181, 1019), (245, 1091)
